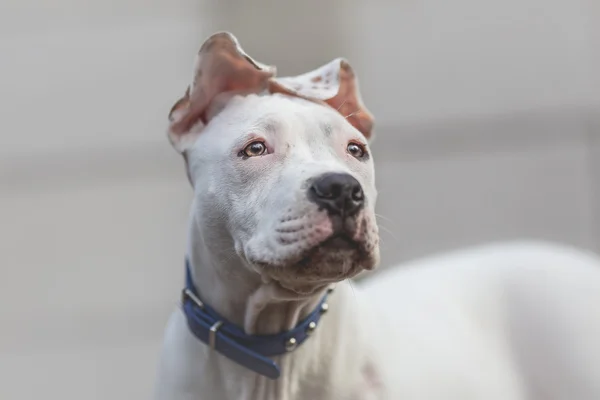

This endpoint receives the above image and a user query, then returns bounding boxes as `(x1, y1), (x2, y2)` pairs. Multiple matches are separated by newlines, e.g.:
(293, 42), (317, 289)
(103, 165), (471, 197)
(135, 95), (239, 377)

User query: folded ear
(168, 32), (275, 152)
(268, 59), (374, 140)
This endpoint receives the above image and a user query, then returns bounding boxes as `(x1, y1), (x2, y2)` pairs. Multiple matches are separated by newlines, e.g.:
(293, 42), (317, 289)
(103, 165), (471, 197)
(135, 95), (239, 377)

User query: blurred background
(1, 0), (599, 398)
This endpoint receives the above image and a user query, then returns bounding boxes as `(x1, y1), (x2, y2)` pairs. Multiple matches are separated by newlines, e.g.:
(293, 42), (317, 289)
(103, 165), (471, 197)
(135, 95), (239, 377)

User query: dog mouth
(249, 239), (377, 295)
(297, 233), (359, 266)
(244, 211), (380, 291)
(324, 233), (358, 250)
(273, 231), (375, 287)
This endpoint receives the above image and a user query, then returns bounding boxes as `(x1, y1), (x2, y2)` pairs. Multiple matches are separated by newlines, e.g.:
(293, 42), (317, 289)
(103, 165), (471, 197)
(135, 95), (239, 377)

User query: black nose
(308, 173), (365, 216)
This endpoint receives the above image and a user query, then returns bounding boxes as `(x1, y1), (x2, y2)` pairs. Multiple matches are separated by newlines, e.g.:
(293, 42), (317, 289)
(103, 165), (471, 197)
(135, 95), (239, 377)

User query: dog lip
(295, 233), (360, 267)
(248, 226), (371, 271)
(321, 233), (358, 250)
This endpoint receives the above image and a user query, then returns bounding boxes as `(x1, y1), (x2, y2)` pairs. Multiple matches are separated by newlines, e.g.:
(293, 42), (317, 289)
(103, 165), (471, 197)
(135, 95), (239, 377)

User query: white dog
(154, 32), (600, 400)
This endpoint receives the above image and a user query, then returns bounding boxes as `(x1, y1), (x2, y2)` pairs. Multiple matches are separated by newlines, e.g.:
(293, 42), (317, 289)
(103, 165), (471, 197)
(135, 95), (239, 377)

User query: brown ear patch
(167, 32), (275, 152)
(167, 32), (374, 153)
(268, 59), (374, 139)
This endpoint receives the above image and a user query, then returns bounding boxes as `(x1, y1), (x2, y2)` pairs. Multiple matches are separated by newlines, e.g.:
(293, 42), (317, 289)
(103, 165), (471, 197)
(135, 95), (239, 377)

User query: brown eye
(242, 141), (267, 157)
(347, 142), (366, 159)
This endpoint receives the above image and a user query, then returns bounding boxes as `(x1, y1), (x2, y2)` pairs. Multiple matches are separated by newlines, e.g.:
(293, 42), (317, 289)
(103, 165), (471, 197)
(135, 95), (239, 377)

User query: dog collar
(181, 260), (330, 379)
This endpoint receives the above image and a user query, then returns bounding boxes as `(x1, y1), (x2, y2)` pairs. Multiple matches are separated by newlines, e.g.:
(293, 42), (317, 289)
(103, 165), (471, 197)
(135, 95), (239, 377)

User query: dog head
(168, 32), (379, 294)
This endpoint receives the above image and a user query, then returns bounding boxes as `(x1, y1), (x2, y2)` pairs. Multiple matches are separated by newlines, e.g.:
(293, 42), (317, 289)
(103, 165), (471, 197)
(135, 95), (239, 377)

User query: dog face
(168, 33), (379, 292)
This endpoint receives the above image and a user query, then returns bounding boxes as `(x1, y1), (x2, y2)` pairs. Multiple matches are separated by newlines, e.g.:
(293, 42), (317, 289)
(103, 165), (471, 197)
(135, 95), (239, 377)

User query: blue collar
(181, 260), (330, 380)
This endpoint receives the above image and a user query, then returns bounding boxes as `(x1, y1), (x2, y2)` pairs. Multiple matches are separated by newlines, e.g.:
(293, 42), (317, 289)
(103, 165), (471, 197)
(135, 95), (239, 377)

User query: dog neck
(187, 212), (326, 335)
(177, 211), (370, 400)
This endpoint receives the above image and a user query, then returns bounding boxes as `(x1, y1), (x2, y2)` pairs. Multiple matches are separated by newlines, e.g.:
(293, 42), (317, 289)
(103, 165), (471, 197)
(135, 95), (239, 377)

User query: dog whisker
(344, 109), (361, 119)
(377, 224), (398, 242)
(347, 280), (360, 314)
(278, 217), (307, 228)
(215, 251), (239, 267)
(348, 279), (357, 298)
(336, 99), (347, 111)
(375, 213), (395, 223)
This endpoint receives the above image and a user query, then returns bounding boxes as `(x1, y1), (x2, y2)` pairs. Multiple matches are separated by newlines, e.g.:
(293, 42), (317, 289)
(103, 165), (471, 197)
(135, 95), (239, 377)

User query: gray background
(1, 0), (599, 398)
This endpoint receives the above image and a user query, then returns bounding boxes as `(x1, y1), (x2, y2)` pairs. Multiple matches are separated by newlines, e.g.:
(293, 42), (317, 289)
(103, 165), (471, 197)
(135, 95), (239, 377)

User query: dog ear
(167, 32), (276, 153)
(268, 59), (374, 140)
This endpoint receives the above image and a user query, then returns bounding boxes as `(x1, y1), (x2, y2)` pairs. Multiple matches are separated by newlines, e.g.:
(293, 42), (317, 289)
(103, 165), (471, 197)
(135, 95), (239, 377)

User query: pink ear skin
(167, 32), (275, 151)
(268, 59), (374, 140)
(167, 32), (374, 153)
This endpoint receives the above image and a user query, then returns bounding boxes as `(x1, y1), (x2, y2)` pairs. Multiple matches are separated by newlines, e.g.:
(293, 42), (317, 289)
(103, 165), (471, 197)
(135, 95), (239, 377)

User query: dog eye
(241, 141), (267, 157)
(347, 142), (367, 159)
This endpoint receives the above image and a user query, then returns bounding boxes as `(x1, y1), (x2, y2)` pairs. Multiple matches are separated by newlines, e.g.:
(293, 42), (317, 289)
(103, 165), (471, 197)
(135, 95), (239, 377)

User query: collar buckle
(182, 288), (204, 309)
(182, 259), (332, 380)
(209, 320), (224, 349)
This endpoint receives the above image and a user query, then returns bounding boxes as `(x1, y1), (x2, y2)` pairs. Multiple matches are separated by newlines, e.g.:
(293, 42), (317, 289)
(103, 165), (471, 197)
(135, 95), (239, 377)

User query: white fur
(154, 92), (600, 400)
